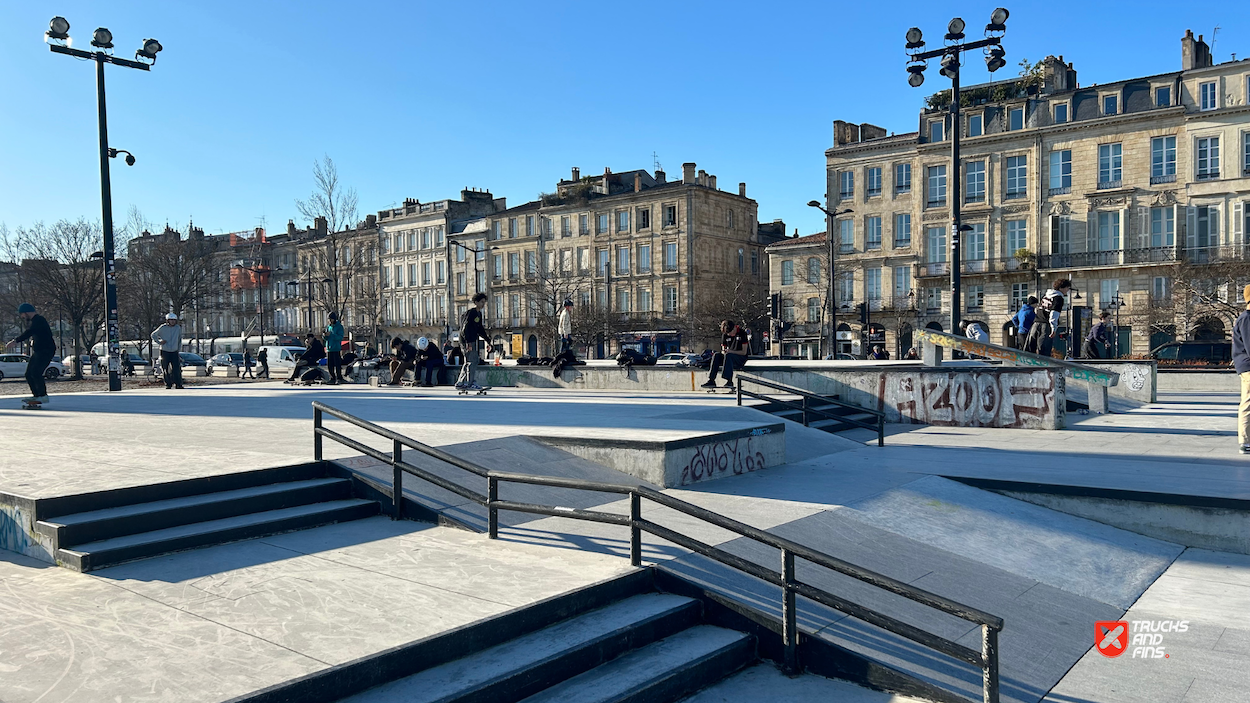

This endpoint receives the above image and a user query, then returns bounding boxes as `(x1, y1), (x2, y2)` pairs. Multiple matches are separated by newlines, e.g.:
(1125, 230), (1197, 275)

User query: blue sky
(1, 1), (1245, 240)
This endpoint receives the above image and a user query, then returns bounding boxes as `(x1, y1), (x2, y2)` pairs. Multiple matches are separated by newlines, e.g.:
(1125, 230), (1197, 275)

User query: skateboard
(704, 386), (736, 394)
(457, 386), (491, 396)
(20, 400), (44, 410)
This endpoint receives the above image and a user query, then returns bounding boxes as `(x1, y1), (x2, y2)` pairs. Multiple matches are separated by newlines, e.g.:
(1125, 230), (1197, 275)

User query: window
(1151, 136), (1177, 180)
(1007, 219), (1028, 256)
(597, 249), (610, 276)
(893, 266), (911, 300)
(727, 210), (735, 229)
(1098, 143), (1122, 186)
(597, 213), (609, 233)
(437, 227), (445, 247)
(1096, 212), (1121, 251)
(492, 255), (502, 279)
(437, 260), (446, 284)
(968, 114), (983, 137)
(807, 298), (820, 323)
(865, 268), (882, 301)
(381, 267), (390, 288)
(421, 262), (431, 285)
(1011, 283), (1029, 312)
(638, 288), (652, 313)
(597, 288), (608, 310)
(1049, 150), (1072, 191)
(806, 258), (820, 284)
(837, 273), (854, 303)
(407, 264), (417, 287)
(927, 165), (947, 206)
(560, 215), (571, 237)
(509, 294), (520, 319)
(508, 218), (517, 238)
(895, 163), (912, 193)
(1009, 107), (1024, 131)
(1099, 279), (1120, 310)
(866, 167), (882, 197)
(542, 217), (553, 238)
(577, 247), (589, 273)
(491, 221), (501, 240)
(929, 120), (944, 143)
(579, 213), (589, 235)
(526, 215), (535, 236)
(455, 272), (465, 295)
(1051, 216), (1071, 254)
(506, 252), (519, 277)
(526, 251), (537, 276)
(1200, 81), (1217, 111)
(967, 285), (984, 310)
(1103, 94), (1118, 115)
(838, 220), (854, 252)
(475, 239), (486, 261)
(1187, 205), (1220, 250)
(895, 214), (912, 247)
(1053, 103), (1068, 124)
(781, 299), (795, 323)
(663, 205), (677, 227)
(638, 244), (651, 272)
(839, 171), (854, 199)
(617, 211), (630, 232)
(1150, 207), (1175, 247)
(925, 287), (942, 311)
(617, 246), (630, 274)
(494, 295), (504, 320)
(1152, 277), (1171, 302)
(663, 242), (678, 271)
(966, 223), (986, 260)
(1244, 132), (1250, 174)
(1006, 155), (1027, 198)
(966, 160), (986, 203)
(663, 286), (678, 314)
(1156, 86), (1171, 107)
(407, 231), (417, 250)
(1197, 136), (1220, 179)
(866, 217), (882, 249)
(781, 260), (795, 285)
(926, 226), (947, 263)
(751, 250), (759, 274)
(638, 208), (650, 229)
(616, 288), (631, 313)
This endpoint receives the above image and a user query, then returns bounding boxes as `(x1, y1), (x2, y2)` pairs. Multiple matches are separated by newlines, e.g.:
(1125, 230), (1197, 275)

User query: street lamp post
(285, 270), (332, 334)
(45, 17), (162, 392)
(234, 264), (273, 345)
(905, 9), (1009, 334)
(807, 202), (853, 359)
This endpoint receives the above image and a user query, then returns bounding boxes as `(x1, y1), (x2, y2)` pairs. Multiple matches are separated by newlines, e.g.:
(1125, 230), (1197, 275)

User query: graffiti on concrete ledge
(680, 437), (766, 486)
(881, 370), (1059, 428)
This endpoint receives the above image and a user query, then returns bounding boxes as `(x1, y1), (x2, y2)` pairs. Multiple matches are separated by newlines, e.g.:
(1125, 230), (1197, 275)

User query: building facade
(825, 30), (1250, 357)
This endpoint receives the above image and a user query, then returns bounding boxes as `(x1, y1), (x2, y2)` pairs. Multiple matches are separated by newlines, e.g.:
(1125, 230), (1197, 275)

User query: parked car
(1148, 341), (1232, 366)
(655, 353), (700, 366)
(179, 352), (207, 368)
(0, 353), (67, 380)
(207, 352), (246, 372)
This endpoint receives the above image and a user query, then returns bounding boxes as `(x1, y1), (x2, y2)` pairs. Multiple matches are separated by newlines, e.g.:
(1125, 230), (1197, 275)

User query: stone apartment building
(375, 189), (505, 346)
(454, 163), (781, 358)
(821, 29), (1250, 357)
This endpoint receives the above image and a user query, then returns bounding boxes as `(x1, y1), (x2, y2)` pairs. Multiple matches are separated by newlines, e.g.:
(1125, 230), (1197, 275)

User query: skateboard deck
(704, 386), (735, 394)
(457, 386), (491, 396)
(21, 400), (43, 409)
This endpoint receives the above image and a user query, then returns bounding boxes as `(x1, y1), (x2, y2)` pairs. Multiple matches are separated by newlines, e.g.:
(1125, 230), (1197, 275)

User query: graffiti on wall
(679, 437), (766, 486)
(878, 370), (1061, 428)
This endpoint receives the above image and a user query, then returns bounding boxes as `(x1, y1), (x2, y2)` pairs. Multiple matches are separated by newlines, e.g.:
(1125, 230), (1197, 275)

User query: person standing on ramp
(10, 303), (56, 404)
(151, 313), (185, 389)
(457, 292), (488, 391)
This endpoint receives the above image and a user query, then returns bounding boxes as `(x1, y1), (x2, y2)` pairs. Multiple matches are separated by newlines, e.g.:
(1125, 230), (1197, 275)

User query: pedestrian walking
(241, 349), (256, 379)
(1234, 284), (1250, 455)
(1024, 279), (1071, 357)
(456, 292), (488, 391)
(151, 313), (185, 389)
(325, 312), (345, 385)
(1082, 312), (1113, 359)
(700, 320), (750, 389)
(9, 303), (56, 404)
(256, 347), (270, 379)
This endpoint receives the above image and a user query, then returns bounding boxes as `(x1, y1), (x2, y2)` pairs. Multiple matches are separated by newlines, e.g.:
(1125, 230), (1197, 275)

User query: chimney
(572, 166), (580, 181)
(287, 219), (297, 236)
(365, 214), (377, 228)
(682, 162), (696, 184)
(708, 175), (717, 190)
(655, 169), (666, 183)
(604, 167), (611, 175)
(634, 173), (642, 193)
(1181, 29), (1213, 70)
(697, 169), (707, 186)
(738, 182), (747, 197)
(314, 216), (328, 237)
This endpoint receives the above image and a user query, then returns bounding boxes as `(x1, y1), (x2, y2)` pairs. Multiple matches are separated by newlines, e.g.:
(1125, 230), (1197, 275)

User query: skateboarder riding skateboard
(10, 303), (55, 405)
(456, 292), (488, 392)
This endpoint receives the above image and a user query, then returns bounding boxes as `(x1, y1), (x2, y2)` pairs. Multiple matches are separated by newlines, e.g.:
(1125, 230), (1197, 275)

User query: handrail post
(487, 476), (498, 539)
(313, 406), (323, 461)
(392, 439), (403, 520)
(629, 492), (642, 567)
(878, 414), (885, 447)
(983, 625), (1000, 703)
(782, 549), (798, 674)
(801, 395), (808, 426)
(736, 377), (742, 406)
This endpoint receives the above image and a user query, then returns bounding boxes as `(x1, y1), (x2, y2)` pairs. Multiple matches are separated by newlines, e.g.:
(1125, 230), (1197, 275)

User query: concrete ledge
(534, 424), (786, 488)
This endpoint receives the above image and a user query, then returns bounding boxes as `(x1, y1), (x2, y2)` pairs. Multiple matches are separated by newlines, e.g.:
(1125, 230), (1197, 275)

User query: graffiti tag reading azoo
(680, 437), (766, 486)
(882, 370), (1060, 429)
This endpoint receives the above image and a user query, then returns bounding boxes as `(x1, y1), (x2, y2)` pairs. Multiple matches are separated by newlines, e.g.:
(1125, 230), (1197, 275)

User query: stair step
(37, 478), (353, 548)
(58, 499), (379, 572)
(518, 626), (754, 703)
(344, 593), (702, 703)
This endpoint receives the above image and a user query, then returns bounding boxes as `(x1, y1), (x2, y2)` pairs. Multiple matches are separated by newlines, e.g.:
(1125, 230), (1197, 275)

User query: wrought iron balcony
(1123, 247), (1178, 264)
(1097, 179), (1123, 190)
(1183, 245), (1250, 264)
(1150, 174), (1177, 184)
(919, 262), (949, 277)
(1048, 186), (1071, 196)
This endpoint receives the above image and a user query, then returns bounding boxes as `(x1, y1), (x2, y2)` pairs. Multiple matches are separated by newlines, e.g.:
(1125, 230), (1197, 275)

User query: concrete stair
(757, 398), (878, 435)
(37, 471), (380, 572)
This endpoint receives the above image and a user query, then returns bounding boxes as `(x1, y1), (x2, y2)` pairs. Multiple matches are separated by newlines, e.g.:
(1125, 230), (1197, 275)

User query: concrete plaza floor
(1, 382), (1249, 702)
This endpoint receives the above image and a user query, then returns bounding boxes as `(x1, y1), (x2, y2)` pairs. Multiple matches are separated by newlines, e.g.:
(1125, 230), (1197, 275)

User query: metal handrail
(735, 374), (886, 447)
(310, 401), (1001, 702)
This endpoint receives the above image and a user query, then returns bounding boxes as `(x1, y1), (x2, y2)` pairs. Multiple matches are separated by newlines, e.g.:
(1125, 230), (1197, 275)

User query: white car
(655, 353), (700, 367)
(0, 353), (67, 380)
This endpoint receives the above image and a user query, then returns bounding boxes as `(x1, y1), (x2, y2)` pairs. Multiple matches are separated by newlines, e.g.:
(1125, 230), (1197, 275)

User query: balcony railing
(963, 259), (989, 273)
(927, 198), (947, 208)
(1184, 245), (1250, 264)
(1097, 179), (1123, 190)
(1123, 247), (1178, 264)
(1039, 250), (1123, 268)
(1197, 171), (1220, 180)
(1048, 186), (1071, 196)
(919, 262), (949, 277)
(1150, 174), (1177, 184)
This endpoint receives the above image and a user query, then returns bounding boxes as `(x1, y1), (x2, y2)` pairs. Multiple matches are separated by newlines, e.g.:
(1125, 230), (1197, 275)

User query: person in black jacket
(700, 320), (750, 388)
(10, 303), (56, 402)
(388, 337), (418, 385)
(415, 336), (445, 387)
(456, 292), (488, 389)
(291, 333), (326, 382)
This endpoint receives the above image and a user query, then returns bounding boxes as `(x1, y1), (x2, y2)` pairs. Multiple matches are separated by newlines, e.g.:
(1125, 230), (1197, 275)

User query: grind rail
(311, 401), (1003, 703)
(734, 374), (886, 447)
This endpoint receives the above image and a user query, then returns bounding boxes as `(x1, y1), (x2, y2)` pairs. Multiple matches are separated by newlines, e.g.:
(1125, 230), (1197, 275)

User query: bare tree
(296, 155), (359, 236)
(692, 276), (770, 353)
(515, 266), (601, 356)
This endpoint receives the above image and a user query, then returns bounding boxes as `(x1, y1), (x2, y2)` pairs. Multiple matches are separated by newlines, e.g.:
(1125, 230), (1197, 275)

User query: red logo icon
(1096, 621), (1129, 657)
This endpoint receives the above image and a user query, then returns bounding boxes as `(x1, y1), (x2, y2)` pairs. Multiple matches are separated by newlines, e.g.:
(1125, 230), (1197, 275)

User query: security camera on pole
(904, 8), (1010, 335)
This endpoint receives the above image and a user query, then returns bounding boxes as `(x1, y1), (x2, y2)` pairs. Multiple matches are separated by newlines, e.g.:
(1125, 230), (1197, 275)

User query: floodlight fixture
(47, 16), (69, 40)
(91, 27), (113, 49)
(137, 38), (162, 62)
(905, 27), (924, 49)
(908, 64), (926, 87)
(946, 17), (966, 40)
(939, 53), (959, 79)
(986, 46), (1007, 72)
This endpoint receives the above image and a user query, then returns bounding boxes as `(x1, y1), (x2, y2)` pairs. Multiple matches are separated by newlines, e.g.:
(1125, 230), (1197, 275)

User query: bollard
(1088, 383), (1109, 414)
(922, 340), (944, 367)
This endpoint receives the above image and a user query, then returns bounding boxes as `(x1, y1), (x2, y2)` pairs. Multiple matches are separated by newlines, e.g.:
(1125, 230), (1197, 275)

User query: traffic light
(857, 302), (868, 325)
(770, 293), (781, 318)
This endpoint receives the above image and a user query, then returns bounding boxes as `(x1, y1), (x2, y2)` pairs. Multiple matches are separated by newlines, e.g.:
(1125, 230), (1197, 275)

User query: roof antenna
(1211, 26), (1220, 57)
(652, 151), (663, 173)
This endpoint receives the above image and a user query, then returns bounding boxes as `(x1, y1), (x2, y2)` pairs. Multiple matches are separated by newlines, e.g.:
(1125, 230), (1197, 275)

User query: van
(1148, 341), (1231, 366)
(258, 345), (307, 376)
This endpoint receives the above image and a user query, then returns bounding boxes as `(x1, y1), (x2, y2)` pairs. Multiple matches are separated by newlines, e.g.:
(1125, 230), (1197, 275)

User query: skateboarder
(325, 312), (345, 385)
(456, 293), (487, 392)
(10, 303), (55, 404)
(151, 313), (185, 389)
(700, 320), (749, 389)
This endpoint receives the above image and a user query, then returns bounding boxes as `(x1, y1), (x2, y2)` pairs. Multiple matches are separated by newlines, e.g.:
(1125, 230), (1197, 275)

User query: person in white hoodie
(151, 312), (184, 389)
(557, 299), (573, 354)
(1024, 279), (1071, 357)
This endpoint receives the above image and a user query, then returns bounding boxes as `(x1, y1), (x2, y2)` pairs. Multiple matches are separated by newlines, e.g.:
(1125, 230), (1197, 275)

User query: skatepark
(2, 350), (1249, 702)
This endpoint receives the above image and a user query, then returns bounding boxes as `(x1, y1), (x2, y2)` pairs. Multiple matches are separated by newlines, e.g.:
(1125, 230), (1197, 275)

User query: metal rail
(734, 374), (886, 447)
(914, 328), (1120, 387)
(311, 401), (1001, 702)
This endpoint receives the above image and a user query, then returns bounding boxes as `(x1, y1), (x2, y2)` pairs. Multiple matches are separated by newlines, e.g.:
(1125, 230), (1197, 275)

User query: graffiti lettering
(679, 437), (767, 486)
(884, 370), (1058, 429)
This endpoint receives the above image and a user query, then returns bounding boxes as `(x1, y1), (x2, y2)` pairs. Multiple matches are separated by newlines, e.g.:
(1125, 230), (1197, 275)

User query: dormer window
(1103, 94), (1118, 116)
